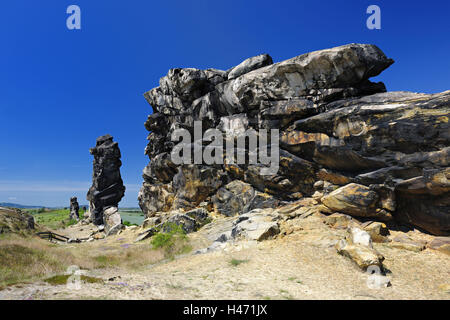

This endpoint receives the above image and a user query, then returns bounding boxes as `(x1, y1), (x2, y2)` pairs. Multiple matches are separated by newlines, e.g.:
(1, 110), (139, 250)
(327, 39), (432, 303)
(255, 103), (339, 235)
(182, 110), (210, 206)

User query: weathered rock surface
(321, 183), (393, 221)
(103, 206), (123, 236)
(87, 135), (126, 226)
(69, 197), (79, 221)
(230, 209), (280, 241)
(227, 54), (273, 80)
(0, 207), (35, 234)
(335, 227), (384, 270)
(388, 234), (427, 252)
(139, 43), (449, 236)
(427, 236), (450, 255)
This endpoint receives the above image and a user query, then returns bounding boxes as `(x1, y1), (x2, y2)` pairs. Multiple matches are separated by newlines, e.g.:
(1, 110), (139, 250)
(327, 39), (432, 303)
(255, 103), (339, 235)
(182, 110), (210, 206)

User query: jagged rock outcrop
(139, 43), (449, 236)
(69, 197), (79, 221)
(87, 134), (126, 226)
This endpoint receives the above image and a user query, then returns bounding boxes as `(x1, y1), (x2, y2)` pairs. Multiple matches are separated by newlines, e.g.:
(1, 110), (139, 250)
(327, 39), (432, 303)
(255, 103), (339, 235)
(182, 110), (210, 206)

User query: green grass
(0, 235), (168, 288)
(229, 258), (249, 267)
(30, 208), (78, 230)
(92, 255), (121, 268)
(44, 274), (104, 285)
(150, 222), (192, 258)
(0, 242), (67, 287)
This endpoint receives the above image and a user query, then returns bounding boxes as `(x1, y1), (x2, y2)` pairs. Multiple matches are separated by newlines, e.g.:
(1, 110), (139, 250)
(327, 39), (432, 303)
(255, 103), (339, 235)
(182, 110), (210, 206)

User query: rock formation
(87, 134), (126, 226)
(69, 197), (79, 221)
(139, 43), (449, 236)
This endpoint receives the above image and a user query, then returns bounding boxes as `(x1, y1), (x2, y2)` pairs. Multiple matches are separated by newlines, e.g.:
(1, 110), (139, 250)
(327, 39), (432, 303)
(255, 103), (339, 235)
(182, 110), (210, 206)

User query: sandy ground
(1, 212), (449, 300)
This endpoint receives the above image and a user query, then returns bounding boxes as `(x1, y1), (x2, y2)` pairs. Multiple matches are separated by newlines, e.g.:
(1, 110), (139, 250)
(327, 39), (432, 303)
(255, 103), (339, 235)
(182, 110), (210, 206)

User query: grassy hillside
(27, 208), (78, 230)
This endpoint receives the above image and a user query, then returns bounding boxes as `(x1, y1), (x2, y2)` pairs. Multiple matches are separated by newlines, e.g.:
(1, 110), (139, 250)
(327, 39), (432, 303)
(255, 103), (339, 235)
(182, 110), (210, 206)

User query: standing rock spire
(87, 134), (125, 226)
(69, 197), (79, 221)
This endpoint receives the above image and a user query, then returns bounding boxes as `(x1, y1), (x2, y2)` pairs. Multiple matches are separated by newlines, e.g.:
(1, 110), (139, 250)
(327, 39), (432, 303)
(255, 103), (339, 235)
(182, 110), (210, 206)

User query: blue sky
(0, 0), (449, 207)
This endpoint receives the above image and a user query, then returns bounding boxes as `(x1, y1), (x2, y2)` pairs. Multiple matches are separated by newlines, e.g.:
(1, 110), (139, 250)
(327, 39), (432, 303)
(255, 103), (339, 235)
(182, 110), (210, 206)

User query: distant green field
(26, 208), (145, 229)
(119, 209), (145, 226)
(27, 208), (77, 230)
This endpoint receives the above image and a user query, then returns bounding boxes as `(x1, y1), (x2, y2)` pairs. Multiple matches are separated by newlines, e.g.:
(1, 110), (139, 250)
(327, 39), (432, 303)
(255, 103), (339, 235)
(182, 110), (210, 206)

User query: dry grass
(0, 233), (167, 288)
(0, 235), (81, 287)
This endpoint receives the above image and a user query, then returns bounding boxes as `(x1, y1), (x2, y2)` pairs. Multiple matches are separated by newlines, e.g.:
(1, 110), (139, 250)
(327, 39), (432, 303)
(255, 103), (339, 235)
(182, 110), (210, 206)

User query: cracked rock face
(87, 135), (126, 225)
(139, 43), (449, 236)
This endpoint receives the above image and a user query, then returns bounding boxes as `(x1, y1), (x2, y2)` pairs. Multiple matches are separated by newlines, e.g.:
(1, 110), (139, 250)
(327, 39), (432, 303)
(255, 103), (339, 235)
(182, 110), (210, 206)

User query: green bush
(151, 222), (191, 258)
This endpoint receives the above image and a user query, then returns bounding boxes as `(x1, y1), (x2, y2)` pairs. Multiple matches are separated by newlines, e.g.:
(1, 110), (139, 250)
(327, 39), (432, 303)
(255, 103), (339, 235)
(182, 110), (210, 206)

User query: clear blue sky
(0, 0), (449, 207)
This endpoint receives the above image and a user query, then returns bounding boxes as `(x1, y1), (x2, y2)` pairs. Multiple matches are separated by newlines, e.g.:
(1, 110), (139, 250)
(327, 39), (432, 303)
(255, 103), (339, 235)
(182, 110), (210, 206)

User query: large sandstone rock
(139, 43), (449, 236)
(321, 183), (393, 221)
(87, 135), (126, 225)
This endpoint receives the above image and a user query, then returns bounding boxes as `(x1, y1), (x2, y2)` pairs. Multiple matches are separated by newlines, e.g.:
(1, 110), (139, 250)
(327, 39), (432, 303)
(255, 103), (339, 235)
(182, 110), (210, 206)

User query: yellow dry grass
(0, 233), (167, 289)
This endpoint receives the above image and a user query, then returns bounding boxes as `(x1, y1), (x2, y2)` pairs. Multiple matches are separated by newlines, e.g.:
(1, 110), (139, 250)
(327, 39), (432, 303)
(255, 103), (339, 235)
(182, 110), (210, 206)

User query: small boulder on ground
(361, 221), (390, 243)
(427, 237), (450, 256)
(335, 227), (384, 270)
(388, 234), (427, 252)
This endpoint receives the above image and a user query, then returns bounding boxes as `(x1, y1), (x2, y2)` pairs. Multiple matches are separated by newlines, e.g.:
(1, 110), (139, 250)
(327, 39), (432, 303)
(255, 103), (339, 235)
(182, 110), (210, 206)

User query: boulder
(388, 234), (427, 252)
(321, 183), (393, 221)
(336, 239), (384, 270)
(361, 221), (390, 243)
(103, 206), (123, 236)
(348, 227), (373, 248)
(427, 237), (450, 256)
(335, 227), (384, 270)
(323, 213), (360, 229)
